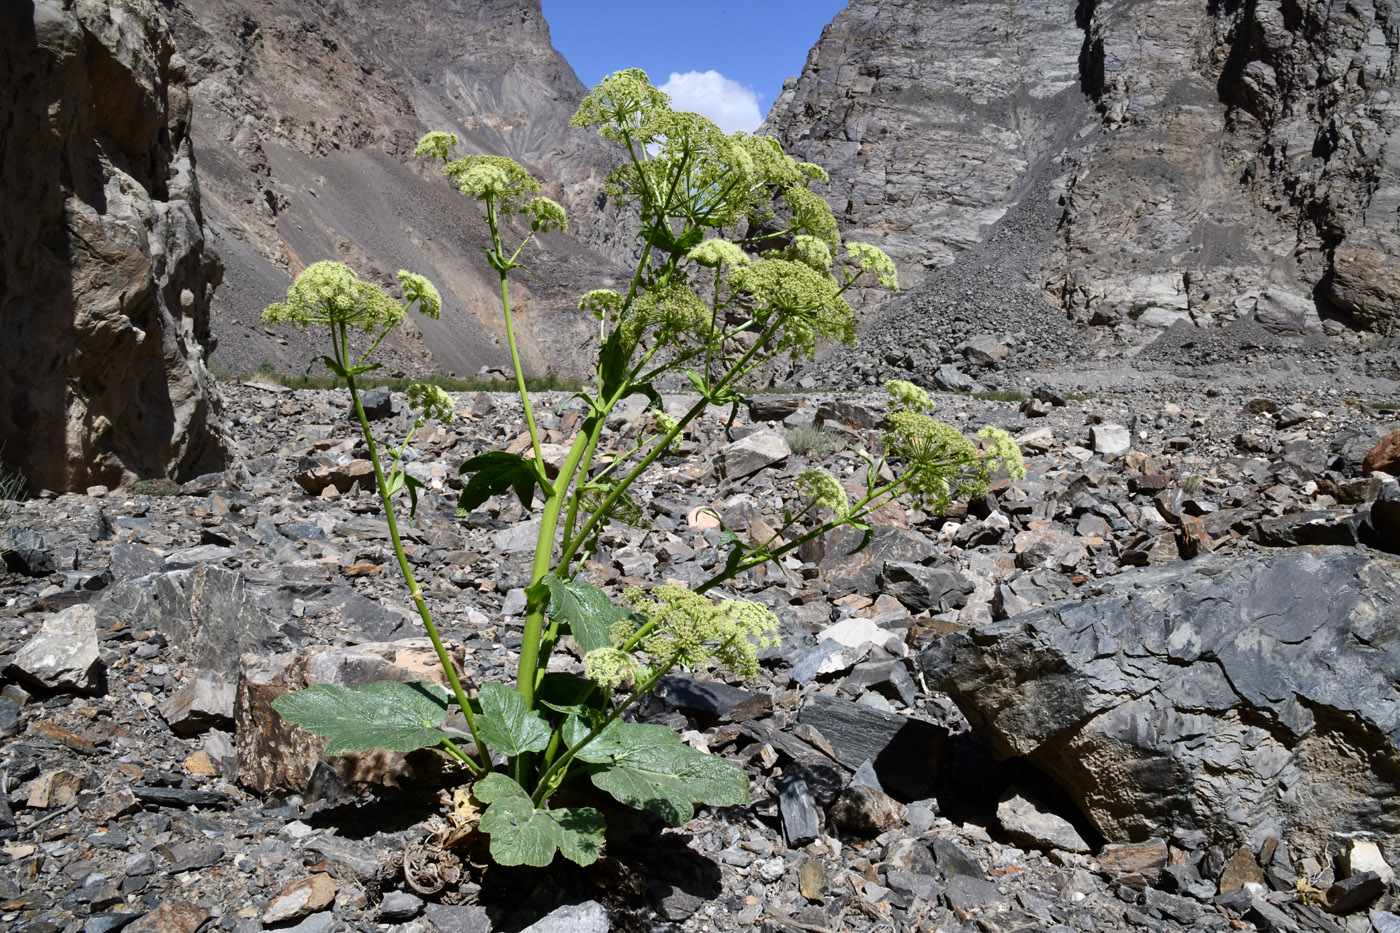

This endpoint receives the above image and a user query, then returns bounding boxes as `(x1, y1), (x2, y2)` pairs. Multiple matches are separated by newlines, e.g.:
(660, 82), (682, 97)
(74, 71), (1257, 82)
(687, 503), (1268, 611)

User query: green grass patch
(234, 371), (584, 394)
(785, 424), (841, 457)
(972, 389), (1027, 403)
(131, 479), (182, 497)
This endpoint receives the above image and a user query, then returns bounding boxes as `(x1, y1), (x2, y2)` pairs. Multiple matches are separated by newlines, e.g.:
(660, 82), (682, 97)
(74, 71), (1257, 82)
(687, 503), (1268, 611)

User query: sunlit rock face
(765, 0), (1400, 341)
(0, 0), (227, 491)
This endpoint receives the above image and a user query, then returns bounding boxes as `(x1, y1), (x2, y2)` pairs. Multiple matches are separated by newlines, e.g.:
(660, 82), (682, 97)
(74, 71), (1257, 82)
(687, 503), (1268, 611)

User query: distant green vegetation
(232, 370), (584, 394)
(0, 454), (24, 557)
(131, 478), (182, 497)
(972, 389), (1027, 403)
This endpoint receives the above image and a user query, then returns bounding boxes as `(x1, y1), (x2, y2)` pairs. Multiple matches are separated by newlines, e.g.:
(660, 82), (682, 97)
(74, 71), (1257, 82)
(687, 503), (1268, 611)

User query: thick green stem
(556, 392), (707, 573)
(510, 422), (597, 787)
(558, 315), (786, 573)
(559, 419), (604, 559)
(516, 429), (594, 703)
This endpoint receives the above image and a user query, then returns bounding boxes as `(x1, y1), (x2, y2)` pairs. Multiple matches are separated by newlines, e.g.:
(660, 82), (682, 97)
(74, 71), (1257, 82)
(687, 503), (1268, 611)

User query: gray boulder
(802, 525), (937, 600)
(717, 431), (791, 479)
(9, 604), (102, 693)
(922, 548), (1400, 854)
(880, 561), (974, 612)
(96, 565), (300, 677)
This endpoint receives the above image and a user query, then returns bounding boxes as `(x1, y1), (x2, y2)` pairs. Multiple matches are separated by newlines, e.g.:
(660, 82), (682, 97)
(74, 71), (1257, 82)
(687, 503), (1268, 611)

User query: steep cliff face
(1225, 0), (1400, 334)
(761, 0), (1093, 316)
(769, 0), (1400, 345)
(0, 0), (227, 492)
(167, 0), (630, 379)
(1050, 0), (1400, 337)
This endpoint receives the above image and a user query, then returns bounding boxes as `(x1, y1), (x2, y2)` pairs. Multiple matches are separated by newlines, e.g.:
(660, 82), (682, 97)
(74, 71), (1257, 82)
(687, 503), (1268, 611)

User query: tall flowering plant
(262, 70), (1023, 868)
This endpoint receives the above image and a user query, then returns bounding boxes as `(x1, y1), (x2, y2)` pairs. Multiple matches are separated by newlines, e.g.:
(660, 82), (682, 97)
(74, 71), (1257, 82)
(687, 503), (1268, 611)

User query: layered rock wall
(1052, 0), (1400, 336)
(768, 0), (1400, 342)
(0, 0), (226, 492)
(760, 0), (1090, 317)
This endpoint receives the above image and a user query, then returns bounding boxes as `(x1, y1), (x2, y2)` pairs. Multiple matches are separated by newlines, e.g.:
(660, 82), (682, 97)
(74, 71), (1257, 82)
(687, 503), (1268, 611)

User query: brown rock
(829, 785), (907, 838)
(294, 456), (335, 495)
(161, 672), (235, 734)
(262, 874), (338, 925)
(1177, 513), (1214, 558)
(125, 901), (210, 933)
(328, 459), (376, 493)
(1363, 431), (1400, 476)
(1218, 845), (1267, 894)
(87, 787), (140, 822)
(236, 638), (466, 794)
(1097, 838), (1167, 890)
(183, 751), (217, 777)
(27, 769), (83, 808)
(799, 859), (827, 902)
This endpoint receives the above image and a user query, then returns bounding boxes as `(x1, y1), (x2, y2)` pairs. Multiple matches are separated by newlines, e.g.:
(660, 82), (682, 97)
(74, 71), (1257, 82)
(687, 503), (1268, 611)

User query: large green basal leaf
(541, 575), (630, 655)
(270, 681), (453, 755)
(474, 773), (605, 867)
(475, 683), (551, 757)
(575, 720), (749, 826)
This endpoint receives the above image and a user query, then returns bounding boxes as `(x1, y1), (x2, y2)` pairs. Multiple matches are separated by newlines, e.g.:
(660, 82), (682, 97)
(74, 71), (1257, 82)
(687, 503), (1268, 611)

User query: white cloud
(659, 70), (763, 133)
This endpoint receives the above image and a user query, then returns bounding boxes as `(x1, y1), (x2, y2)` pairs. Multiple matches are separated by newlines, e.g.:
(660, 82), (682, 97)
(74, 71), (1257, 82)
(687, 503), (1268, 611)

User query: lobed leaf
(475, 773), (605, 867)
(475, 683), (551, 757)
(542, 575), (631, 655)
(270, 681), (453, 755)
(537, 672), (604, 719)
(575, 721), (749, 825)
(457, 451), (543, 514)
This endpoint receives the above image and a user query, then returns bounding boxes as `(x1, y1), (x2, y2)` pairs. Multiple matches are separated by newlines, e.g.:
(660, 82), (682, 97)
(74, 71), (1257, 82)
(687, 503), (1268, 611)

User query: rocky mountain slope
(766, 0), (1400, 361)
(165, 0), (632, 380)
(0, 0), (227, 492)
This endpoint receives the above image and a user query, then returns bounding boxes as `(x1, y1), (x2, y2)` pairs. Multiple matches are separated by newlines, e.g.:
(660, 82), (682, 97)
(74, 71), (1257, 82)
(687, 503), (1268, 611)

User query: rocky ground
(4, 360), (1400, 933)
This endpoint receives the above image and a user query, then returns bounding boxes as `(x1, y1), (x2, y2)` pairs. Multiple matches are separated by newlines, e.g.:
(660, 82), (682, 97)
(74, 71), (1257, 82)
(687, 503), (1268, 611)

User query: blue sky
(540, 1), (849, 133)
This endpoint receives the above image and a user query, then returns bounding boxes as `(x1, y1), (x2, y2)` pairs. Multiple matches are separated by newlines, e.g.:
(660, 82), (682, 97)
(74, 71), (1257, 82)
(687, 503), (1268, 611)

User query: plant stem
(557, 315), (786, 573)
(336, 324), (487, 775)
(694, 480), (908, 595)
(488, 199), (546, 475)
(516, 428), (593, 703)
(530, 653), (680, 807)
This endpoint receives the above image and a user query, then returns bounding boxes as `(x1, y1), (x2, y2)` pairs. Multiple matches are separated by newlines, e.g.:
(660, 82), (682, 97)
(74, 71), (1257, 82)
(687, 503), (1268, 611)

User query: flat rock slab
(1364, 429), (1400, 474)
(656, 674), (772, 722)
(803, 525), (938, 600)
(96, 565), (300, 677)
(997, 789), (1090, 853)
(9, 604), (101, 693)
(922, 547), (1400, 854)
(519, 901), (610, 933)
(717, 431), (791, 479)
(797, 692), (948, 799)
